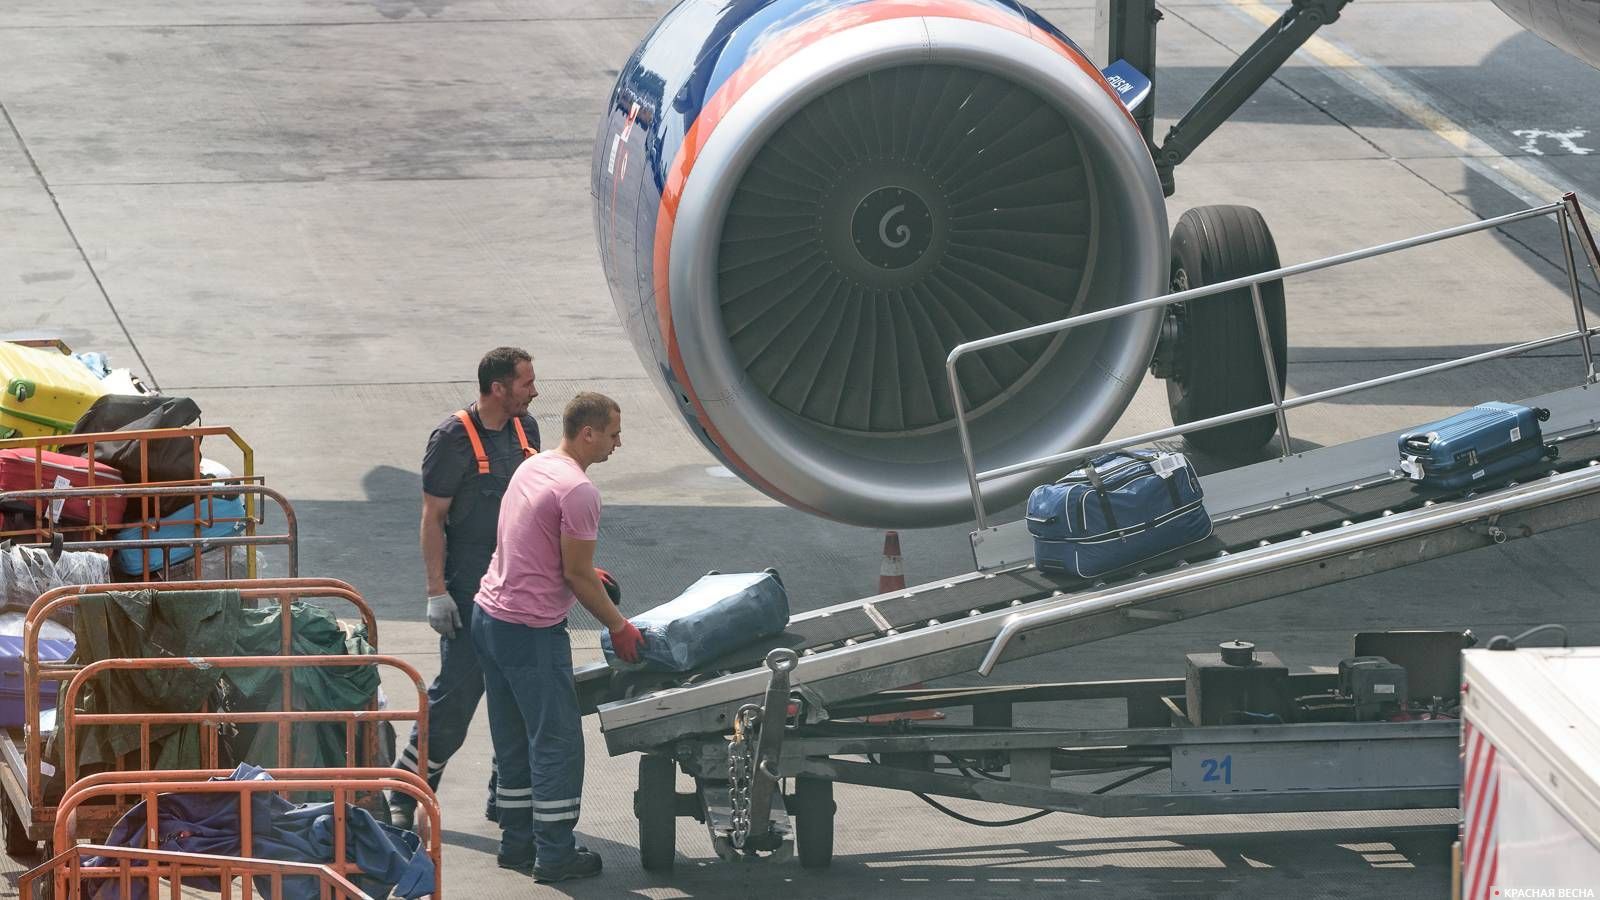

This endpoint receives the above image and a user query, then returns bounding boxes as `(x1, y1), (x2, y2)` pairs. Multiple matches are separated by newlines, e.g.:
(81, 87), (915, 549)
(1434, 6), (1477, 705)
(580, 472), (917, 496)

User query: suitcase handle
(1025, 514), (1058, 525)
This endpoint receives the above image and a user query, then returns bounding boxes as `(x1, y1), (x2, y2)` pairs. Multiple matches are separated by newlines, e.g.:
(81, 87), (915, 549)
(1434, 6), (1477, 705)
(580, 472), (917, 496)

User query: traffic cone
(878, 530), (906, 594)
(867, 530), (944, 722)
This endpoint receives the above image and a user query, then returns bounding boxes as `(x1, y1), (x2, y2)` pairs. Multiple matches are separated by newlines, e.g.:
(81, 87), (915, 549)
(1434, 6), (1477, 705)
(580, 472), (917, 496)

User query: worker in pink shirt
(471, 391), (644, 883)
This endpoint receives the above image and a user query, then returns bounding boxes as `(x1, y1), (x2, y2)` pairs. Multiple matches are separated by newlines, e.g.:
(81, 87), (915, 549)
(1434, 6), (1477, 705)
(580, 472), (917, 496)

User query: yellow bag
(0, 341), (111, 438)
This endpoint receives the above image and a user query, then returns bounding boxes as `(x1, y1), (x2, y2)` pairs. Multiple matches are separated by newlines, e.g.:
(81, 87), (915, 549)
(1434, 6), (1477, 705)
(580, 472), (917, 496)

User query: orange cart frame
(49, 769), (441, 898)
(21, 844), (375, 899)
(3, 580), (380, 851)
(0, 425), (259, 575)
(1, 482), (298, 581)
(58, 653), (428, 815)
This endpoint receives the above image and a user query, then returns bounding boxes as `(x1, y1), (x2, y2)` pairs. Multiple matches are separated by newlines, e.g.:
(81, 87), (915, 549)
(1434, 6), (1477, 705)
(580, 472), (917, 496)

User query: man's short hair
(563, 392), (620, 439)
(478, 347), (532, 395)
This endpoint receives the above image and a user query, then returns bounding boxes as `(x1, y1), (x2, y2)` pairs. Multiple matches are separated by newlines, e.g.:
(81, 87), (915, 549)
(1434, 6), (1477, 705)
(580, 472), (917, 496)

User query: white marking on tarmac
(1512, 128), (1594, 156)
(1225, 0), (1583, 207)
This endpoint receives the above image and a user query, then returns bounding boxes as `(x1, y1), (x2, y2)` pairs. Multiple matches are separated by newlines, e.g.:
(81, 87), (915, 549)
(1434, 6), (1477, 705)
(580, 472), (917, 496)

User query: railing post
(1249, 283), (1295, 457)
(947, 350), (989, 529)
(1558, 199), (1599, 384)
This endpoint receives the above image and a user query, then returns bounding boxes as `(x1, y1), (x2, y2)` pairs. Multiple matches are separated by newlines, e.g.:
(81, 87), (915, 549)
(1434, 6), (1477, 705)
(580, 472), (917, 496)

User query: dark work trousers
(392, 585), (496, 814)
(472, 610), (584, 866)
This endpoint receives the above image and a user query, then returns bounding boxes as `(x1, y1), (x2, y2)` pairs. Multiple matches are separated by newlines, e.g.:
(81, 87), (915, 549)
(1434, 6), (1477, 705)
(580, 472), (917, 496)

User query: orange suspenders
(454, 410), (536, 475)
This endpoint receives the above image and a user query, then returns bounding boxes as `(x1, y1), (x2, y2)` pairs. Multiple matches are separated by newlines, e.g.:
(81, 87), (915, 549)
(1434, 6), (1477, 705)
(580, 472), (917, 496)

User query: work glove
(609, 620), (646, 664)
(596, 567), (622, 605)
(427, 593), (461, 639)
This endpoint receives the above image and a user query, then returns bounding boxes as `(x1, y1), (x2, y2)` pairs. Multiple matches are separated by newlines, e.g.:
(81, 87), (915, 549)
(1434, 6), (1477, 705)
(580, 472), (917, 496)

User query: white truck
(1460, 645), (1600, 899)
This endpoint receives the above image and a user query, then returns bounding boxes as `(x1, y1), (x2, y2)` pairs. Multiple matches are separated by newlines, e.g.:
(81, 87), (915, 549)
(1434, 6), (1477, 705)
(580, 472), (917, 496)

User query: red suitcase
(0, 448), (127, 526)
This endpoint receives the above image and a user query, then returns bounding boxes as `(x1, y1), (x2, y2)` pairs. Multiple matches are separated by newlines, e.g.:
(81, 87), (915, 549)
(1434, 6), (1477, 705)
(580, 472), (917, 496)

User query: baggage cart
(1, 579), (381, 858)
(0, 425), (262, 577)
(21, 844), (375, 899)
(43, 768), (442, 898)
(54, 653), (429, 843)
(2, 482), (298, 583)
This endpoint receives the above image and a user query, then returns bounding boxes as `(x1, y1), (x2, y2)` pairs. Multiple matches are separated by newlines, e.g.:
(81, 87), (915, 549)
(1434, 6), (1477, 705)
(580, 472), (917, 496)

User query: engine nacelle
(592, 0), (1167, 528)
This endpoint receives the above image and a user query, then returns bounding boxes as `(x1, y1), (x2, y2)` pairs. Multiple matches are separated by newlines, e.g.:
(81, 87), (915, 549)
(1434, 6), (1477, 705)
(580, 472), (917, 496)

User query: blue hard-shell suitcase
(1398, 402), (1556, 490)
(113, 494), (248, 575)
(1026, 450), (1214, 579)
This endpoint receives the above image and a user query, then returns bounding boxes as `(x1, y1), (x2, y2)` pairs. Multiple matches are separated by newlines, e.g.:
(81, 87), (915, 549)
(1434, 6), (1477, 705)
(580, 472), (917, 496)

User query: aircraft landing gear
(1152, 205), (1289, 458)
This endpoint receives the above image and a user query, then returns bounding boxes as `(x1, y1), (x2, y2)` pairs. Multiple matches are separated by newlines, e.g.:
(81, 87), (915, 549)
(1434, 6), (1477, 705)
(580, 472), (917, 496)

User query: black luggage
(67, 394), (203, 484)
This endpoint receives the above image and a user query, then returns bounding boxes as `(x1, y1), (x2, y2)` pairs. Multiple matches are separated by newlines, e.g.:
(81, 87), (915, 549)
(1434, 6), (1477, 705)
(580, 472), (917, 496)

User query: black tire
(791, 776), (835, 869)
(2, 790), (33, 859)
(636, 754), (677, 871)
(1164, 205), (1288, 456)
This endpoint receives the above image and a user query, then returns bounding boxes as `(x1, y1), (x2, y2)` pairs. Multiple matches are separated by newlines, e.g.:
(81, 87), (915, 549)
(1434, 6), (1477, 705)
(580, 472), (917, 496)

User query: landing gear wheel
(1160, 205), (1288, 456)
(636, 754), (677, 871)
(2, 790), (33, 859)
(791, 776), (835, 869)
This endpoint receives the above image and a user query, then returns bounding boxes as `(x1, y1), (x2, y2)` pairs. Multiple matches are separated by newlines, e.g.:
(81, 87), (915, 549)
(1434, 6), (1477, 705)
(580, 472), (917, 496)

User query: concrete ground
(4, 0), (1600, 896)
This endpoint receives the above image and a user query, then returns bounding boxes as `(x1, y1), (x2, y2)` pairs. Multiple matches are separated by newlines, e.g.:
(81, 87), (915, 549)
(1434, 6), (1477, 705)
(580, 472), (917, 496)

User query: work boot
(389, 801), (415, 833)
(496, 842), (536, 874)
(533, 847), (602, 883)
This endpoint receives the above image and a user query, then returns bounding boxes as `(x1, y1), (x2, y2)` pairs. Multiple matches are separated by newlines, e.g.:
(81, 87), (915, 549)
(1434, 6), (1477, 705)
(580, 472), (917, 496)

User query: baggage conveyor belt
(580, 383), (1600, 755)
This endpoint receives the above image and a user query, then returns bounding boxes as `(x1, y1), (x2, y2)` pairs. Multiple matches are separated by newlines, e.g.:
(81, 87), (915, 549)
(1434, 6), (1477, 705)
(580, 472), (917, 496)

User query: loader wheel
(1160, 205), (1288, 456)
(2, 790), (34, 858)
(636, 754), (677, 871)
(791, 776), (835, 869)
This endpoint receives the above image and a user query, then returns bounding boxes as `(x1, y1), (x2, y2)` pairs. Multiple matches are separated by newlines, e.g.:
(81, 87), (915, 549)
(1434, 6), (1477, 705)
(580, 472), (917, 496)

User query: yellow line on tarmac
(1226, 0), (1568, 204)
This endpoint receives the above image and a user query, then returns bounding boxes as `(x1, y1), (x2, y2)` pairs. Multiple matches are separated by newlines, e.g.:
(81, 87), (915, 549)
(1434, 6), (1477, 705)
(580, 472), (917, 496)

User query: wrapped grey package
(1, 541), (110, 613)
(602, 572), (789, 672)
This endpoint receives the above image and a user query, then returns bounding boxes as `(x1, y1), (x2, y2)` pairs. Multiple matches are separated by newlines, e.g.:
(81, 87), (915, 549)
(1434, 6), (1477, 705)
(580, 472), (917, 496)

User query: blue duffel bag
(602, 571), (790, 672)
(1026, 450), (1213, 579)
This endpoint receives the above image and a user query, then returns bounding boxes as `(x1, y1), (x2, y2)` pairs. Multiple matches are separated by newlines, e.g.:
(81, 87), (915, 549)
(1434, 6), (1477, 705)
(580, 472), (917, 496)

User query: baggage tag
(47, 475), (70, 523)
(1150, 452), (1186, 479)
(1399, 456), (1425, 480)
(1509, 426), (1521, 443)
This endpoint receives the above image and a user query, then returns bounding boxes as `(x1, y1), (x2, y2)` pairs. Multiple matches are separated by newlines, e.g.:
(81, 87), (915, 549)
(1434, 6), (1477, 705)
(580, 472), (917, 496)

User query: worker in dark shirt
(391, 347), (539, 832)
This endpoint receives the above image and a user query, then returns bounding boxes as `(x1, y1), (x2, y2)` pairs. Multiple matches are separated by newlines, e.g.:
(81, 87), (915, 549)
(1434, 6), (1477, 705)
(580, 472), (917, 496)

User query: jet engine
(592, 0), (1170, 528)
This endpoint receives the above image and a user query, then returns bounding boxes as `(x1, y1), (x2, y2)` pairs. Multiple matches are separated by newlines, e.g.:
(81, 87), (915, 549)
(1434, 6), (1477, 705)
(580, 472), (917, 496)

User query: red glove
(610, 620), (646, 664)
(596, 567), (621, 605)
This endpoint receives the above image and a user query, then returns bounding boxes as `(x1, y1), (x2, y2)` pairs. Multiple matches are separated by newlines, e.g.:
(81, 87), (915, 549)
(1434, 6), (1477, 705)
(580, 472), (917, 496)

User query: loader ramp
(588, 383), (1600, 753)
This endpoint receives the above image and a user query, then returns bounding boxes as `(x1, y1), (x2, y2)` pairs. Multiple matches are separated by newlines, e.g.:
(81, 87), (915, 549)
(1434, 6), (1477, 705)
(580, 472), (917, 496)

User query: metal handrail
(977, 459), (1600, 675)
(946, 193), (1600, 529)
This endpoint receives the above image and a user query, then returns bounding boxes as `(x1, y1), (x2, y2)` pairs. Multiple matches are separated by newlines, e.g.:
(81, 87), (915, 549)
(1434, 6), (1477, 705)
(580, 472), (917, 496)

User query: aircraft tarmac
(3, 0), (1600, 896)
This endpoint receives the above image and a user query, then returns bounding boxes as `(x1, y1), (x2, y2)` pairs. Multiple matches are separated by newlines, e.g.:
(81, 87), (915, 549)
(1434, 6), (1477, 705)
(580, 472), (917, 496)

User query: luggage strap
(1083, 453), (1185, 536)
(455, 409), (536, 475)
(1081, 463), (1119, 533)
